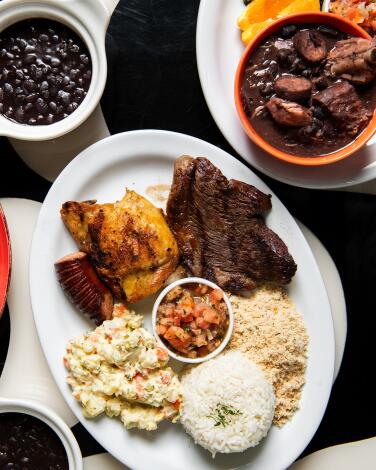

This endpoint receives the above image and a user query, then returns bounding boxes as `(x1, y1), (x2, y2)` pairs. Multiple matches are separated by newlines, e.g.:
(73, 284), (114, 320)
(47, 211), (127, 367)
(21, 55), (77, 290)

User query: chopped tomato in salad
(156, 283), (229, 359)
(330, 0), (376, 35)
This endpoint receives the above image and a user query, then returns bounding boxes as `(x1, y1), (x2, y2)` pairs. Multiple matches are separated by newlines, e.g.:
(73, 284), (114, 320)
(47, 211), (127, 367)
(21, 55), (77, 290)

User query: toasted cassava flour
(229, 285), (308, 426)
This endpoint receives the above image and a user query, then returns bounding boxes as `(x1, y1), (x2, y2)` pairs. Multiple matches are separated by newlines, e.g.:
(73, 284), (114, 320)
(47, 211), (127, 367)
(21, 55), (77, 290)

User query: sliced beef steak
(166, 156), (297, 292)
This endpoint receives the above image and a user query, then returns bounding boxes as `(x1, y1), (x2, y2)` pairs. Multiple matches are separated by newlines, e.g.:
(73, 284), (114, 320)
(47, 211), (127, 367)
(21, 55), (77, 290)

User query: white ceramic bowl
(152, 277), (234, 364)
(0, 0), (118, 141)
(0, 397), (82, 469)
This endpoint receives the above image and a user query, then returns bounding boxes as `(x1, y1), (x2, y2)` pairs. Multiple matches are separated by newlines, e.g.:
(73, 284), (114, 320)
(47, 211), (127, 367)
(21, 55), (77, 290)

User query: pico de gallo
(156, 283), (229, 359)
(330, 0), (376, 36)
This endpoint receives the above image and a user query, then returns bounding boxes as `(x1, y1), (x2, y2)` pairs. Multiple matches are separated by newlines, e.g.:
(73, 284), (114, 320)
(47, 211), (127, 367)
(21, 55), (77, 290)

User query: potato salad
(64, 304), (182, 430)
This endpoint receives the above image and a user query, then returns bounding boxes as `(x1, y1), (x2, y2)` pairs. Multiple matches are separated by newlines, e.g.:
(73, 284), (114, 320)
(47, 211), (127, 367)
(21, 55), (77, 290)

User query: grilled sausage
(274, 75), (312, 102)
(55, 252), (113, 324)
(293, 30), (327, 63)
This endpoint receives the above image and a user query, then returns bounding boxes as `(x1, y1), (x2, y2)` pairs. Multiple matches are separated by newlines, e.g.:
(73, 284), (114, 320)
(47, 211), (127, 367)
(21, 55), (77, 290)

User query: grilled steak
(166, 156), (297, 292)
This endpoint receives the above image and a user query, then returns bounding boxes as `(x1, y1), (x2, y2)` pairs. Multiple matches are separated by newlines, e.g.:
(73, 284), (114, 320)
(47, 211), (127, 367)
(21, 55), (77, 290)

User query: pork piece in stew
(241, 24), (376, 156)
(156, 283), (229, 359)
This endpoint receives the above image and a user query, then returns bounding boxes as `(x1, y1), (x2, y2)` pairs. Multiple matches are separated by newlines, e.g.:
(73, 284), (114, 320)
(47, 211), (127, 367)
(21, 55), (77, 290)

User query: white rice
(180, 351), (275, 457)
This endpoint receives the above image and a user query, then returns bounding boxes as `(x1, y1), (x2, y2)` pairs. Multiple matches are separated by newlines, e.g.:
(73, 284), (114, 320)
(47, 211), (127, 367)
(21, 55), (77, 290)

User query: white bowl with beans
(0, 0), (117, 141)
(0, 397), (82, 469)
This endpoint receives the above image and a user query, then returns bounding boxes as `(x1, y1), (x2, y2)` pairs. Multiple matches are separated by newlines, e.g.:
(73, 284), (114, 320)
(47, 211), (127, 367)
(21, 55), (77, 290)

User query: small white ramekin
(152, 277), (234, 364)
(0, 397), (83, 469)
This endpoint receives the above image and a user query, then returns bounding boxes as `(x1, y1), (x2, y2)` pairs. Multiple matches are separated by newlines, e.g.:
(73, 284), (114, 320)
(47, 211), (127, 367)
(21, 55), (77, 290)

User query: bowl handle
(99, 0), (119, 18)
(63, 0), (119, 35)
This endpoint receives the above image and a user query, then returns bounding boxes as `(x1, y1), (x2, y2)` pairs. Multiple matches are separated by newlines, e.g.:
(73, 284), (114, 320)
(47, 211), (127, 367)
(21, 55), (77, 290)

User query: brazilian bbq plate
(30, 130), (334, 470)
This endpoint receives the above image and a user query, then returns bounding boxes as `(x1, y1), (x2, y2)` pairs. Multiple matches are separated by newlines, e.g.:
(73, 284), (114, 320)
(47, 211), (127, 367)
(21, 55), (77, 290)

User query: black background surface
(1, 0), (376, 465)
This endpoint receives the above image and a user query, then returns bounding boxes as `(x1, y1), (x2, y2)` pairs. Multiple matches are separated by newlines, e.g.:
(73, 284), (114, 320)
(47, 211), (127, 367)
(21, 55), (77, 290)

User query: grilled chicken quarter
(60, 190), (179, 303)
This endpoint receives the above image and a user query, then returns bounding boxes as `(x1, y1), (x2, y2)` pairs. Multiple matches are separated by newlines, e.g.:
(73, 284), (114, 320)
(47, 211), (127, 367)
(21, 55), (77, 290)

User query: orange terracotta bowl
(234, 12), (376, 166)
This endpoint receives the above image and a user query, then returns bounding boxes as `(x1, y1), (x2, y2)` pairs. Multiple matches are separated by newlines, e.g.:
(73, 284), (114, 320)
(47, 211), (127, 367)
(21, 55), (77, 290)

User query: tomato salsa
(156, 283), (229, 359)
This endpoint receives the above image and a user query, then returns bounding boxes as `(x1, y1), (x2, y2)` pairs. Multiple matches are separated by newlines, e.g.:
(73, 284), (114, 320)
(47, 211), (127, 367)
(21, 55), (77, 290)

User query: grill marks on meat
(326, 37), (376, 85)
(55, 252), (113, 325)
(166, 156), (297, 292)
(313, 81), (371, 136)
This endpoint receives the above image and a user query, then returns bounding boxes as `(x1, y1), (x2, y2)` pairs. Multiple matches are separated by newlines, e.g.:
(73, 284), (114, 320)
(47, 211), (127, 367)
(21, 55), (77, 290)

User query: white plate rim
(30, 129), (335, 470)
(196, 0), (376, 190)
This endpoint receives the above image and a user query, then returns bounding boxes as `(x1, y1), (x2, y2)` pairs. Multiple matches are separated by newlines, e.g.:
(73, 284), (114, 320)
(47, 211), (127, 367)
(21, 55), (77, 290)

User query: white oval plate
(196, 0), (376, 190)
(30, 130), (334, 470)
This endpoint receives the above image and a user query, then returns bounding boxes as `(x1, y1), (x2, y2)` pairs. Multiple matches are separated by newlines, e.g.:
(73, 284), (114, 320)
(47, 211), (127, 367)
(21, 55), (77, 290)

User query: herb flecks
(207, 403), (242, 427)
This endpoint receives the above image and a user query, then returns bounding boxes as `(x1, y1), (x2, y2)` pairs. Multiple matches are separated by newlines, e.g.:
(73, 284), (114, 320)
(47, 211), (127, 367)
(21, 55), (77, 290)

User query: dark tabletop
(1, 0), (376, 466)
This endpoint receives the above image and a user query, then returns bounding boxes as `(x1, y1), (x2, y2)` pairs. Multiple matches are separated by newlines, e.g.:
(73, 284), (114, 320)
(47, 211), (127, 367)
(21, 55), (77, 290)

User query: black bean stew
(241, 24), (376, 157)
(0, 412), (69, 469)
(0, 19), (92, 125)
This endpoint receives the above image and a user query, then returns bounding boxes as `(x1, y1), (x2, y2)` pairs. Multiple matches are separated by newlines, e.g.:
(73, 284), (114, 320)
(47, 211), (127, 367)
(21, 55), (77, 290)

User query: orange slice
(277, 0), (320, 16)
(241, 19), (274, 45)
(238, 0), (293, 30)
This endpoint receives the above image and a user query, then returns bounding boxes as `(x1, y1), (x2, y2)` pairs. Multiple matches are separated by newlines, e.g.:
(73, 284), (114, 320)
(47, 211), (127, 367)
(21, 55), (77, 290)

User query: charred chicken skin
(61, 190), (179, 303)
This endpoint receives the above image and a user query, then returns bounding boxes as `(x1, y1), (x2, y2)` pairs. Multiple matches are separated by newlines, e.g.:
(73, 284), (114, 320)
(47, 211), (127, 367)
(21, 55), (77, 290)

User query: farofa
(229, 285), (308, 426)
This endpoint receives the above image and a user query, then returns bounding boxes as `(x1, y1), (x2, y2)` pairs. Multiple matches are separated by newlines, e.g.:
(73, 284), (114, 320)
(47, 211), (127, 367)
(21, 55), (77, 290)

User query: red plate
(0, 204), (11, 318)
